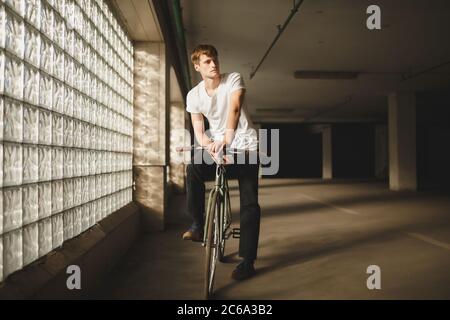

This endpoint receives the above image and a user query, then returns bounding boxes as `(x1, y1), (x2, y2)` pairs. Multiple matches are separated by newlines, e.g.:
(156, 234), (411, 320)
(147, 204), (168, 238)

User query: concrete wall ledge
(0, 202), (141, 299)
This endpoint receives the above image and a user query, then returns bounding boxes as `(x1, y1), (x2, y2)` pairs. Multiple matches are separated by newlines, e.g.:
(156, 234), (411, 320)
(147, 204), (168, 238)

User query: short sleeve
(229, 72), (245, 93)
(186, 90), (200, 113)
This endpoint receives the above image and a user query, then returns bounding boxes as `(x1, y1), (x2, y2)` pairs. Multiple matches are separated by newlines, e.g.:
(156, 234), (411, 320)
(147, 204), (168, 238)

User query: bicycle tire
(218, 192), (227, 262)
(204, 190), (219, 299)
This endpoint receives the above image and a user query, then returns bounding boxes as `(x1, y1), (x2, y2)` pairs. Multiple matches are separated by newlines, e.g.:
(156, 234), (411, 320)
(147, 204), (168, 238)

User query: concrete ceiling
(109, 0), (185, 103)
(180, 0), (450, 123)
(110, 0), (162, 41)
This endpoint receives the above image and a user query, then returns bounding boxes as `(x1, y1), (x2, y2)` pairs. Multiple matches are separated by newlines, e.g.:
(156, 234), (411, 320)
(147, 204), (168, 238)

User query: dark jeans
(186, 149), (261, 261)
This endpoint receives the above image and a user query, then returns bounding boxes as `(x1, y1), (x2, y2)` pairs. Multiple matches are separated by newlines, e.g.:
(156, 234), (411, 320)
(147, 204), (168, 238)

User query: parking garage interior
(0, 0), (450, 300)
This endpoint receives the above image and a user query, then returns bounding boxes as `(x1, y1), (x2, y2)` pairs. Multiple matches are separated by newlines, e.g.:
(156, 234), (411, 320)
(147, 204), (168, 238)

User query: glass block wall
(0, 0), (134, 282)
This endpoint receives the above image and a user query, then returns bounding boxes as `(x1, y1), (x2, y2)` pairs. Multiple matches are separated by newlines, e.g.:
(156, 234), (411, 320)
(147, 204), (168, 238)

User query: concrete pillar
(322, 126), (333, 179)
(133, 42), (169, 231)
(388, 92), (417, 191)
(169, 102), (188, 193)
(168, 67), (188, 194)
(375, 124), (388, 179)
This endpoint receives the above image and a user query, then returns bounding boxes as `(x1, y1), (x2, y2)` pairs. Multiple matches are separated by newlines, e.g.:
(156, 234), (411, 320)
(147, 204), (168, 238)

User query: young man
(184, 44), (261, 280)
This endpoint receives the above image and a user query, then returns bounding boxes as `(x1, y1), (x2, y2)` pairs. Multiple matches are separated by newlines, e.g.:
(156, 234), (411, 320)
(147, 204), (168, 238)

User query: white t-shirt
(186, 72), (258, 151)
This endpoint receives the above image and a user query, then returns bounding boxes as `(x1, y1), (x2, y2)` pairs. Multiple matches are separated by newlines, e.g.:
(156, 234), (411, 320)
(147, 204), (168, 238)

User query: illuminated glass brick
(3, 143), (22, 186)
(38, 217), (51, 257)
(23, 63), (40, 105)
(63, 148), (73, 178)
(22, 222), (38, 266)
(38, 146), (51, 181)
(4, 53), (23, 100)
(22, 144), (38, 183)
(5, 5), (24, 58)
(22, 184), (38, 224)
(38, 108), (51, 144)
(3, 97), (22, 142)
(25, 0), (41, 30)
(51, 214), (63, 249)
(2, 229), (23, 278)
(24, 23), (40, 67)
(51, 179), (63, 214)
(40, 1), (53, 40)
(63, 210), (74, 241)
(23, 104), (38, 143)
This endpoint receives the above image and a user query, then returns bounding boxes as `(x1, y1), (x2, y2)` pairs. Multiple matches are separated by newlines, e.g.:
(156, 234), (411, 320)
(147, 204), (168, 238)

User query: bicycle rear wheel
(204, 191), (219, 299)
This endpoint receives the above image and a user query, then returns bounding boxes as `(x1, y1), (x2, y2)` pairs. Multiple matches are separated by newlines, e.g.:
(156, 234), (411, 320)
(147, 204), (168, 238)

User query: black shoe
(182, 229), (203, 242)
(231, 260), (256, 280)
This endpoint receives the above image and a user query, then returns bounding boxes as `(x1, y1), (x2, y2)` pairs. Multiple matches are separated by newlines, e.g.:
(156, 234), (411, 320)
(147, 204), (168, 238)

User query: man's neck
(203, 74), (221, 92)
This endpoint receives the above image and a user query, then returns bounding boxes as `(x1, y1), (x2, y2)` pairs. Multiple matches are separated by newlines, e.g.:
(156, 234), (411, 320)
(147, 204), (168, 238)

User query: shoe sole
(231, 272), (256, 281)
(183, 235), (203, 242)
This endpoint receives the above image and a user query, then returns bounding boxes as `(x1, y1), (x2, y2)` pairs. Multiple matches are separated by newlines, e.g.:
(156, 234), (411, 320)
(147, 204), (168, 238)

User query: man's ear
(194, 64), (200, 72)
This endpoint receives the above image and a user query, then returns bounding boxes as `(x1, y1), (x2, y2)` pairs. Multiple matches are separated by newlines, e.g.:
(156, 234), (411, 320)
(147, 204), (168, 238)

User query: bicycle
(177, 145), (241, 299)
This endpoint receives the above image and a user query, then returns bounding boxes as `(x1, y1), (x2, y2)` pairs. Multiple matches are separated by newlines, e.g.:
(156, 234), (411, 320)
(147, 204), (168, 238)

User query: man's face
(194, 54), (220, 79)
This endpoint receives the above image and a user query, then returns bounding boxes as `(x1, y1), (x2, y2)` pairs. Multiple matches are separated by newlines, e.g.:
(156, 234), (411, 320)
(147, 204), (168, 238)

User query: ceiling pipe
(249, 0), (305, 80)
(170, 0), (192, 89)
(152, 0), (191, 99)
(400, 59), (450, 82)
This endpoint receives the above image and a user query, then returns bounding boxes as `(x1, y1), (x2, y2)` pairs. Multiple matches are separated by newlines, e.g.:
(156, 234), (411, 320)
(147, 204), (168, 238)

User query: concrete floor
(96, 179), (450, 299)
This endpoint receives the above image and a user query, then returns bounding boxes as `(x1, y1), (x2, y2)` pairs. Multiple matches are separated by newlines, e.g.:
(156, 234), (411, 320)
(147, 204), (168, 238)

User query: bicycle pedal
(232, 228), (240, 239)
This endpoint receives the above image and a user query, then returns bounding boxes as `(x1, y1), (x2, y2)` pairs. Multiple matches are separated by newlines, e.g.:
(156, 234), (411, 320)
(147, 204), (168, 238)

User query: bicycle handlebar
(175, 145), (256, 165)
(175, 145), (250, 154)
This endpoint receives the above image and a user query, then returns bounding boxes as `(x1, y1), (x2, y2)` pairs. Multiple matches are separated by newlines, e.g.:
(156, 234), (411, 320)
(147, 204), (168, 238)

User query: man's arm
(225, 89), (245, 146)
(191, 113), (213, 147)
(208, 89), (245, 153)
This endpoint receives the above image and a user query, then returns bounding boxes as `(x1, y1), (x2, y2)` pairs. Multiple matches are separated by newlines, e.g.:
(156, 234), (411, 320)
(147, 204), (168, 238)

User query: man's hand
(206, 140), (234, 164)
(207, 140), (225, 154)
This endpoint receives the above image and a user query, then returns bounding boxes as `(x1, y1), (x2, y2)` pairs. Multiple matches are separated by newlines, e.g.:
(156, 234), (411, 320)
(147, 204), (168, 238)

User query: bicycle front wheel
(218, 190), (229, 262)
(204, 190), (219, 299)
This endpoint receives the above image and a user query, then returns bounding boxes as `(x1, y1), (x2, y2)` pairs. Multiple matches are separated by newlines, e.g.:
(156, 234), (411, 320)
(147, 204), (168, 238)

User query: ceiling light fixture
(294, 71), (360, 79)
